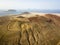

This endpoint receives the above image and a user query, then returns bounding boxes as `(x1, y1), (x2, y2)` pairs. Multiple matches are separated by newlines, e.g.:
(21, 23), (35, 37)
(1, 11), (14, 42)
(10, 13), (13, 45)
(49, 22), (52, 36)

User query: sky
(0, 0), (60, 10)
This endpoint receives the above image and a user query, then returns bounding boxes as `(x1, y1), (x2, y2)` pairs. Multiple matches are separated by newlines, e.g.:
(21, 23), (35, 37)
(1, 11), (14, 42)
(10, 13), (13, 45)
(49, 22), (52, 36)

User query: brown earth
(0, 14), (60, 45)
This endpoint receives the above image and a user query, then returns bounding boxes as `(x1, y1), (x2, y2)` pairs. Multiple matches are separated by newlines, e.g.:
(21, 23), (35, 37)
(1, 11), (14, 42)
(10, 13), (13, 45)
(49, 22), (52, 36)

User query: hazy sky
(0, 0), (60, 10)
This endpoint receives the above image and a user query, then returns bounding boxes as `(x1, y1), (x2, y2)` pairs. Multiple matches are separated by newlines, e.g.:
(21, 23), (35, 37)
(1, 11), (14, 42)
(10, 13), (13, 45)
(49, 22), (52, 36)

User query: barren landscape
(0, 12), (60, 45)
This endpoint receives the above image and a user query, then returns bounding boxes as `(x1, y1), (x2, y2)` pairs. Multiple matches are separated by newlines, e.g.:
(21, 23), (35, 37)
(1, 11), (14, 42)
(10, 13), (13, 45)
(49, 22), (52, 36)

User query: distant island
(8, 9), (17, 12)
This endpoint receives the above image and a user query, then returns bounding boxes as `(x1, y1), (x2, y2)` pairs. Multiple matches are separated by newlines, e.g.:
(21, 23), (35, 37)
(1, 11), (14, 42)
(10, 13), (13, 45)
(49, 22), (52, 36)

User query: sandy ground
(19, 12), (60, 18)
(4, 12), (60, 18)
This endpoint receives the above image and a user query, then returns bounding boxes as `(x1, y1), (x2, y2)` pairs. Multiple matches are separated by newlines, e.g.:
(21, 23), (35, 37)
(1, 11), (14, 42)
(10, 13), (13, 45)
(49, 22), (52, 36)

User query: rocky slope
(0, 13), (60, 45)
